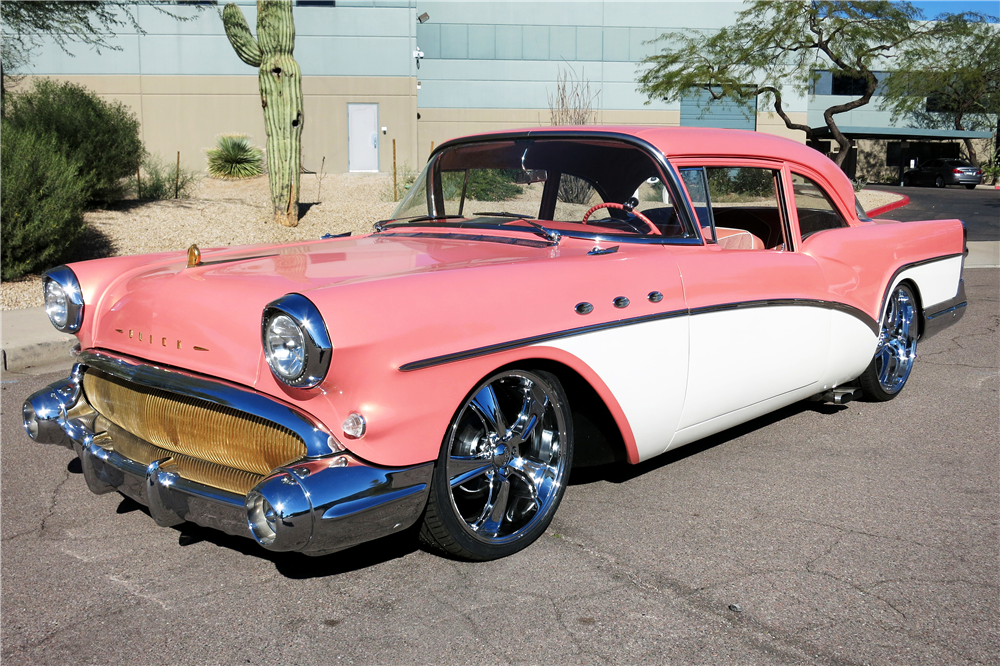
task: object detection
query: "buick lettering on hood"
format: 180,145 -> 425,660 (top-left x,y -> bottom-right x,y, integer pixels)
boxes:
24,127 -> 967,561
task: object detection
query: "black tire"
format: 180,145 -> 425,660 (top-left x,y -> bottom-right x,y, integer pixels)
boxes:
965,184 -> 976,190
858,283 -> 918,402
420,369 -> 573,560
934,175 -> 946,188
902,175 -> 910,187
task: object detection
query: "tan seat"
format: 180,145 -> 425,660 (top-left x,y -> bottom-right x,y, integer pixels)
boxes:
715,227 -> 764,250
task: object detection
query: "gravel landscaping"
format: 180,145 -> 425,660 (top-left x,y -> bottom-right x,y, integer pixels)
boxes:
1,176 -> 903,310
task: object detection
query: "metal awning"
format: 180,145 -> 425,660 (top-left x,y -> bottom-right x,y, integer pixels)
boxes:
810,126 -> 994,141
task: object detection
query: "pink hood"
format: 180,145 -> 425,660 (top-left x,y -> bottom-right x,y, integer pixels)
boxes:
79,232 -> 566,387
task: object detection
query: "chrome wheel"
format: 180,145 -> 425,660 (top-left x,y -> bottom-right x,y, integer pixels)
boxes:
421,369 -> 572,559
859,283 -> 918,401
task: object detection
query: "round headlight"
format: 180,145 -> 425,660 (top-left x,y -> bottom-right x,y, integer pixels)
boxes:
44,280 -> 69,328
42,266 -> 84,333
265,314 -> 307,382
261,294 -> 333,389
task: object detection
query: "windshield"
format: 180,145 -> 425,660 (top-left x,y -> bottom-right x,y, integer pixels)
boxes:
391,138 -> 695,240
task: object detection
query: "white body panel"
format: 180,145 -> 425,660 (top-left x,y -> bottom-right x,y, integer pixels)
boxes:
679,305 -> 830,430
892,256 -> 963,308
539,304 -> 878,463
535,317 -> 689,462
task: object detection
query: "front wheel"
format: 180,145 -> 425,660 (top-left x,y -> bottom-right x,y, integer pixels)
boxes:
858,283 -> 918,401
420,369 -> 573,560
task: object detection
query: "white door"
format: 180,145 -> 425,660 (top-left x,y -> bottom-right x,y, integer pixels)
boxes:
348,103 -> 379,172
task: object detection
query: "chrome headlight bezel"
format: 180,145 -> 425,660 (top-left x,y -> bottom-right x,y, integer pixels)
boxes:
261,294 -> 332,389
42,266 -> 84,333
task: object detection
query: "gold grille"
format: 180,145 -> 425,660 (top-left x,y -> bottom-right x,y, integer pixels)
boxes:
83,369 -> 306,478
95,419 -> 265,495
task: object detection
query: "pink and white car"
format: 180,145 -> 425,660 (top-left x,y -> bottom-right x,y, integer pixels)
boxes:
24,127 -> 967,561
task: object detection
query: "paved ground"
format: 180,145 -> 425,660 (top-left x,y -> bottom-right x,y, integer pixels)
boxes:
869,184 -> 1000,242
2,270 -> 996,666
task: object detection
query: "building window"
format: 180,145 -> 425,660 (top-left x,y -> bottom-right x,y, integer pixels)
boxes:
831,74 -> 869,96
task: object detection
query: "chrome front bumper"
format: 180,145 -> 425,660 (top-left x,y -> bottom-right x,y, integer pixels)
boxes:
23,352 -> 432,557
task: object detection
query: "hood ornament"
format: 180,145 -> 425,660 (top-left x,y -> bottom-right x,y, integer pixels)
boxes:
187,244 -> 202,268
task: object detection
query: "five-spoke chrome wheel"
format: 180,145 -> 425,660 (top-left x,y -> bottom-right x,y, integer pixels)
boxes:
421,369 -> 573,560
859,283 -> 918,401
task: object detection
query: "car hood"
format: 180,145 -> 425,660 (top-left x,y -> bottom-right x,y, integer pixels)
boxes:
84,231 -> 565,386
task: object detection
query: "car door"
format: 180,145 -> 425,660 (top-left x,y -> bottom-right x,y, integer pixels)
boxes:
667,163 -> 835,450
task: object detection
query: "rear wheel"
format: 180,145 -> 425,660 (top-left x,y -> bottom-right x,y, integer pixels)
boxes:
934,175 -> 946,188
858,283 -> 918,401
420,369 -> 573,560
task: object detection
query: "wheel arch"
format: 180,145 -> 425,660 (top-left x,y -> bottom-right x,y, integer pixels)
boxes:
489,356 -> 635,467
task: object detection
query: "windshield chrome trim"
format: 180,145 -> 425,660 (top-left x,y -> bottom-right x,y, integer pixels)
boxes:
381,220 -> 704,246
418,130 -> 705,245
380,231 -> 554,249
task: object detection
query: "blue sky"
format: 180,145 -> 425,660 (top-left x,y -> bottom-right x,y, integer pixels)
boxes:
907,1 -> 1000,21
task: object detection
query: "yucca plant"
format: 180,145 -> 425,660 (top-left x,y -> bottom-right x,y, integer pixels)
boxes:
206,133 -> 264,180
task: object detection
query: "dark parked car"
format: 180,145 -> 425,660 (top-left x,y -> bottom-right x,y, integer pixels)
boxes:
903,158 -> 983,189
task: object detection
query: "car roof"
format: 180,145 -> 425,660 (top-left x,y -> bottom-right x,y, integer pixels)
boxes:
438,125 -> 856,215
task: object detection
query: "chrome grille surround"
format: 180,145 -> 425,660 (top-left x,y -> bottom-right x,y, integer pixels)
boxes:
77,350 -> 341,458
84,370 -> 307,479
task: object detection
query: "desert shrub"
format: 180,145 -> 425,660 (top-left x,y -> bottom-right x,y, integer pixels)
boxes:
441,169 -> 523,202
1,121 -> 91,280
558,174 -> 595,204
465,169 -> 523,201
129,154 -> 199,200
3,79 -> 143,202
206,133 -> 264,180
852,177 -> 868,192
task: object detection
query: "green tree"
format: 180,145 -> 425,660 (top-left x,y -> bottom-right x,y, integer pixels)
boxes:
637,1 -> 959,167
1,2 -> 199,109
881,16 -> 1000,166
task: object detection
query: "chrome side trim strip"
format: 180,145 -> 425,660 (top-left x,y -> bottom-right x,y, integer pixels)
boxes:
77,350 -> 341,458
399,298 -> 877,372
399,308 -> 688,372
688,298 -> 879,335
921,279 -> 968,340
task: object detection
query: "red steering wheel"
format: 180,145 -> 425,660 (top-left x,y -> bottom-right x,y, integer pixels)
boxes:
581,203 -> 659,235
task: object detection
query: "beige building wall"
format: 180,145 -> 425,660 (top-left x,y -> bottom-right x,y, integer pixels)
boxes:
756,112 -> 809,143
415,108 -> 683,165
22,74 -> 419,175
21,76 -> 812,176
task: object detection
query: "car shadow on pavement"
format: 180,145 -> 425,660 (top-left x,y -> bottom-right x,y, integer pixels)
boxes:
570,400 -> 847,486
123,504 -> 426,578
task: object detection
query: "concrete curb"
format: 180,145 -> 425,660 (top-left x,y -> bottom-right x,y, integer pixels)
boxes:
966,241 -> 1000,269
2,308 -> 78,372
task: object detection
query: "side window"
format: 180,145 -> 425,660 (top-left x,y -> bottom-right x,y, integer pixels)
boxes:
791,173 -> 849,240
679,168 -> 715,240
683,166 -> 786,250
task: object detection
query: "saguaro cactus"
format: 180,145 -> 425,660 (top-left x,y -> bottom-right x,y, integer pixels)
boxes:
223,1 -> 302,227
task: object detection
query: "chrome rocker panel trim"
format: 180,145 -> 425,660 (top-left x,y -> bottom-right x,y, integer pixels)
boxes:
23,353 -> 433,557
921,279 -> 967,340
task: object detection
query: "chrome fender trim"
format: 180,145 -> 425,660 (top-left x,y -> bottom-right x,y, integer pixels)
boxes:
922,279 -> 968,340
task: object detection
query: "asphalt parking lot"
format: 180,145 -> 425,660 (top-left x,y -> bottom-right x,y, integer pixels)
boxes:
2,268 -> 996,666
870,184 -> 999,241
